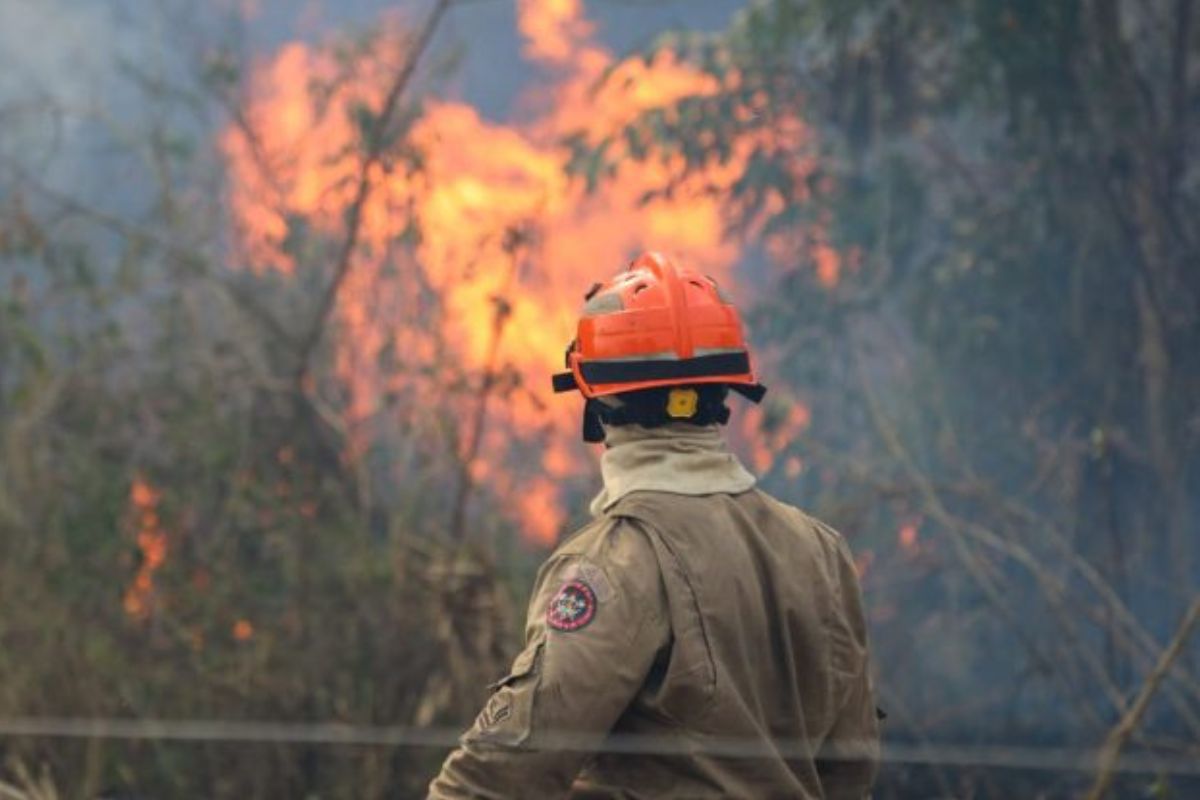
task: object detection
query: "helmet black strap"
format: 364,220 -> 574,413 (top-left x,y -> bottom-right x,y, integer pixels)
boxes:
580,384 -> 760,442
730,382 -> 768,403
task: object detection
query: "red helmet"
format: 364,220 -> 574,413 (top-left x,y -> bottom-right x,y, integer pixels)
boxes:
553,252 -> 765,440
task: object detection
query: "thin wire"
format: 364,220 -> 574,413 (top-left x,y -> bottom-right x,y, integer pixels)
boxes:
0,717 -> 1197,776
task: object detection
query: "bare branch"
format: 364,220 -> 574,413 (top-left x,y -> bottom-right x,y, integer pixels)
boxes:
11,173 -> 294,346
1085,598 -> 1200,800
291,0 -> 454,388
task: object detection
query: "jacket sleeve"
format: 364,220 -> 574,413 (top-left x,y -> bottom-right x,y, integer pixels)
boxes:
816,534 -> 881,799
428,520 -> 669,799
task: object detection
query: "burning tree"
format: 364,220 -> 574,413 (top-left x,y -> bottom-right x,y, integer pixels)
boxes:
219,0 -> 823,545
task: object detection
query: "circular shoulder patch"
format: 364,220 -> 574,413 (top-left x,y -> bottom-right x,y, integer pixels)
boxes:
546,580 -> 597,632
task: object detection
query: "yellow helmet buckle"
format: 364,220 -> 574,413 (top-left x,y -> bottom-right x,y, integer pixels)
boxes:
666,388 -> 699,419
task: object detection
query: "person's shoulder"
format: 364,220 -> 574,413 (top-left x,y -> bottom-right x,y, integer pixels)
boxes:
753,489 -> 850,548
535,512 -> 663,608
549,511 -> 656,567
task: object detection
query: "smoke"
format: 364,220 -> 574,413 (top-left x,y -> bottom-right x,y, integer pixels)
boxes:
0,0 -> 149,193
0,0 -> 746,196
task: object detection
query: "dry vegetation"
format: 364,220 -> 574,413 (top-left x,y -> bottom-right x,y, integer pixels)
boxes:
0,1 -> 1197,797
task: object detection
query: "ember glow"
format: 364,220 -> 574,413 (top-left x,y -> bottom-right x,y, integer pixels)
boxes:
232,618 -> 255,641
898,518 -> 922,555
222,1 -> 823,544
741,396 -> 812,475
124,476 -> 167,620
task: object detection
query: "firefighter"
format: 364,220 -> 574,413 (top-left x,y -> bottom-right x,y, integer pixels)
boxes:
428,252 -> 879,798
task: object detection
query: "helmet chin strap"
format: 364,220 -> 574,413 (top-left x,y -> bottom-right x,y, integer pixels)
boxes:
581,399 -> 605,442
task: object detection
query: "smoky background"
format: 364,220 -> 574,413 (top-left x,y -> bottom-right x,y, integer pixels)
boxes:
0,0 -> 1197,798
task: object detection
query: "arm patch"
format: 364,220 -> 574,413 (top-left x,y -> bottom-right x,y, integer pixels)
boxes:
546,580 -> 597,631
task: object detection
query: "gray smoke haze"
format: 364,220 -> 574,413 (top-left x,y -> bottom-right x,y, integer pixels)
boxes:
0,0 -> 152,194
0,0 -> 745,188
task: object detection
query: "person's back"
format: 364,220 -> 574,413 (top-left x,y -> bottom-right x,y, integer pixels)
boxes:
428,253 -> 879,798
579,486 -> 877,797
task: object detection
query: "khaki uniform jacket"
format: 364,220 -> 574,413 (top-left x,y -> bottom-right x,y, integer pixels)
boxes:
428,487 -> 879,799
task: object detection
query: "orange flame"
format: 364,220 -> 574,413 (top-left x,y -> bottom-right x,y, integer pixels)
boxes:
740,395 -> 812,475
124,475 -> 168,620
898,517 -> 922,555
223,1 -> 825,544
517,0 -> 597,67
232,619 -> 255,641
854,549 -> 875,579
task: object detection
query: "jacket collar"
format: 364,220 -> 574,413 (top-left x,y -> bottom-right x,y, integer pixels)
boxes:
589,423 -> 757,516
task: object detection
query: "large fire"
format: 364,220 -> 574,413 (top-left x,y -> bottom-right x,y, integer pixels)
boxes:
222,0 -> 821,545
